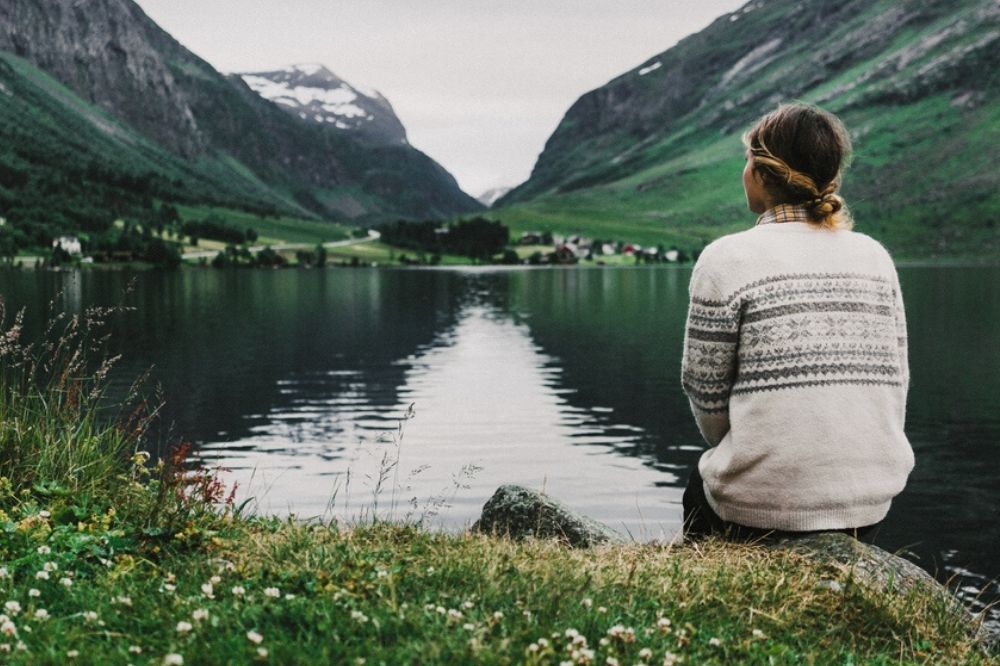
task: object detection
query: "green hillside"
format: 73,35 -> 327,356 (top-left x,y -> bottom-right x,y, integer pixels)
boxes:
493,0 -> 1000,261
0,51 -> 332,252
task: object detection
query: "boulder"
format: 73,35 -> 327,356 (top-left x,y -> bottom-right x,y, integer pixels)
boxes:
772,533 -> 996,652
471,484 -> 625,547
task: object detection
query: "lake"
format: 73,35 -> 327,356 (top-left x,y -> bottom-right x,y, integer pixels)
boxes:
2,265 -> 998,624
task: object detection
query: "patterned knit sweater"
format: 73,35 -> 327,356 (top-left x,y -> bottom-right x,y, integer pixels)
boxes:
681,204 -> 914,531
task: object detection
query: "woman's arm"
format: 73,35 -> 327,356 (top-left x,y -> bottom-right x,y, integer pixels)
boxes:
891,267 -> 909,427
681,260 -> 740,447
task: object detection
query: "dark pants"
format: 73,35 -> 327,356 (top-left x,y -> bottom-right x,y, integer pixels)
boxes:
682,467 -> 881,543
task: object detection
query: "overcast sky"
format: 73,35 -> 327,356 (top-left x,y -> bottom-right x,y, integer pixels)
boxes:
135,0 -> 745,197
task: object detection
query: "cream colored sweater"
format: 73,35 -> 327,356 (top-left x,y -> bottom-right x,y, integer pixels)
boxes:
681,204 -> 914,531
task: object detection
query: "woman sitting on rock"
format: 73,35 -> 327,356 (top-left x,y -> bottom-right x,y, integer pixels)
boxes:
680,102 -> 913,541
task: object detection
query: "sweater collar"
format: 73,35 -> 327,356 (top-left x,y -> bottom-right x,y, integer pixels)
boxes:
756,203 -> 811,226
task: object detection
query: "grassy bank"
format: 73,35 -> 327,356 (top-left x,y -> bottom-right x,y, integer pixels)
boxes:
0,306 -> 994,665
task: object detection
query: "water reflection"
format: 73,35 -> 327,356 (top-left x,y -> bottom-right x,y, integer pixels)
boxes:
203,297 -> 681,540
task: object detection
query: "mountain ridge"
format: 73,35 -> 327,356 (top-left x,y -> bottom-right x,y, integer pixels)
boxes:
494,0 -> 998,258
0,0 -> 481,246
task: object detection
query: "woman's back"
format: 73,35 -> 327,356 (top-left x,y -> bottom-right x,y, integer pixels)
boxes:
681,203 -> 913,531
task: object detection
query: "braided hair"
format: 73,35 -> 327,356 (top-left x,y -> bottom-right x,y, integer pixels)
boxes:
743,103 -> 854,230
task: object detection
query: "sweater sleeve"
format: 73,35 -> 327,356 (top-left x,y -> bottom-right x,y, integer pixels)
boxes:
681,257 -> 740,447
890,267 -> 910,427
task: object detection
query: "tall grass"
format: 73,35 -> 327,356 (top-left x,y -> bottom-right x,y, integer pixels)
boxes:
0,298 -> 147,501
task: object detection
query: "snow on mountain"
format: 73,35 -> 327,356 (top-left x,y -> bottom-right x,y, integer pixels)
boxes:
476,186 -> 513,207
238,64 -> 408,145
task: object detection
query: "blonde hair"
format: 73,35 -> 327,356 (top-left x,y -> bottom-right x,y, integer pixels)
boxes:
743,103 -> 854,230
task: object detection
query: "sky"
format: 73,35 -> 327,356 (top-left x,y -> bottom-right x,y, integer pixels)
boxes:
135,0 -> 746,197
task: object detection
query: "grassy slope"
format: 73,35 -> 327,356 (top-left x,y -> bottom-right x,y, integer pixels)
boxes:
489,2 -> 1000,262
173,204 -> 351,245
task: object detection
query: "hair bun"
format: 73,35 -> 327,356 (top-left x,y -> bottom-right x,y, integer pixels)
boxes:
807,191 -> 844,219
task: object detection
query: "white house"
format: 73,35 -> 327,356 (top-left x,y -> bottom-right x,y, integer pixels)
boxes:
53,236 -> 82,255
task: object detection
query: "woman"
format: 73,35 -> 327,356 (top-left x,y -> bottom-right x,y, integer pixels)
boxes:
680,102 -> 913,541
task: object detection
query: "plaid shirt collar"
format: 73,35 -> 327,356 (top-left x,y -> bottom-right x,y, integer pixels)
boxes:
756,203 -> 811,226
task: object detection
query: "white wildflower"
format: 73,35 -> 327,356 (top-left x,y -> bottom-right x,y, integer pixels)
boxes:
33,609 -> 48,621
192,609 -> 209,621
60,578 -> 73,588
175,621 -> 193,634
263,587 -> 280,599
200,583 -> 214,599
129,645 -> 142,654
231,586 -> 245,597
164,654 -> 184,665
82,611 -> 98,623
257,647 -> 269,659
36,545 -> 51,555
43,562 -> 57,572
28,589 -> 40,598
3,602 -> 20,615
246,630 -> 263,644
35,570 -> 49,581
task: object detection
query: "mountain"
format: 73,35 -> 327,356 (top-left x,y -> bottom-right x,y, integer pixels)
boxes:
495,0 -> 1000,259
239,64 -> 407,145
476,186 -> 513,208
0,0 -> 480,248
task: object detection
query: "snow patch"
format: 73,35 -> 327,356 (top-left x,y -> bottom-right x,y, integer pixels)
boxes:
638,61 -> 662,76
351,83 -> 380,98
719,37 -> 782,87
292,63 -> 324,76
242,75 -> 368,119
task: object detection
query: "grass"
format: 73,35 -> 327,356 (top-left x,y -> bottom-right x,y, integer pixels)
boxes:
173,205 -> 352,245
0,302 -> 995,664
325,241 -> 471,266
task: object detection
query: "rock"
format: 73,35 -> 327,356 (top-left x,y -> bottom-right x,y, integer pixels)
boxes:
771,532 -> 996,652
471,484 -> 626,547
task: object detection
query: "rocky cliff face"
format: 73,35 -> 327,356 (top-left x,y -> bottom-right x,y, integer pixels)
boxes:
500,0 -> 1000,205
0,0 -> 205,157
0,0 -> 480,221
239,64 -> 408,145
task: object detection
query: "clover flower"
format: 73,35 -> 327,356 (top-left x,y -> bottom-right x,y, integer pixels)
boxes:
176,621 -> 193,634
192,609 -> 209,621
36,545 -> 51,555
28,589 -> 40,598
246,630 -> 263,644
264,587 -> 280,599
60,578 -> 73,588
231,586 -> 246,597
33,609 -> 48,621
3,602 -> 20,615
164,654 -> 184,665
